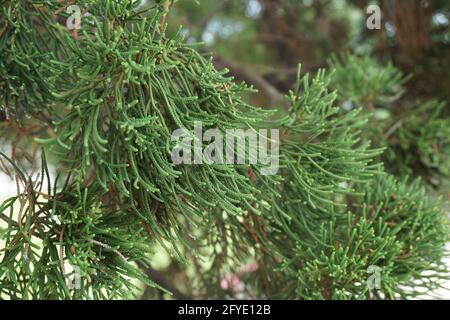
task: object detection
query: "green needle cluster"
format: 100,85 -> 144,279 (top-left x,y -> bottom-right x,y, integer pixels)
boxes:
0,1 -> 448,300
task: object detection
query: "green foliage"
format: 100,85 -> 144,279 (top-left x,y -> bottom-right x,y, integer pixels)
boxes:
330,53 -> 450,186
384,100 -> 450,186
0,151 -> 162,299
0,1 -> 448,300
330,53 -> 411,108
269,68 -> 381,245
277,175 -> 449,300
0,0 -> 64,122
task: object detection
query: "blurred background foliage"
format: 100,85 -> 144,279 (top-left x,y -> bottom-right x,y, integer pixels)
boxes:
160,0 -> 450,104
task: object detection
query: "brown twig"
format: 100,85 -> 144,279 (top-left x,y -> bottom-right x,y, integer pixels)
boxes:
212,53 -> 289,108
159,1 -> 171,33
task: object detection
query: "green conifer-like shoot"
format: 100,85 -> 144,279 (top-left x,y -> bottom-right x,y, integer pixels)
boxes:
0,1 -> 448,300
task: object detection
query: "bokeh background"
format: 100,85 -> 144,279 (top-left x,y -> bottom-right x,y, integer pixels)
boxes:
162,0 -> 450,106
